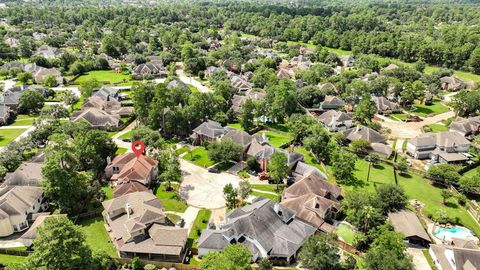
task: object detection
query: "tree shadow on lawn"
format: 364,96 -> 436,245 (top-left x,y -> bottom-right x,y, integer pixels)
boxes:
399,172 -> 412,179
444,201 -> 459,209
412,106 -> 434,116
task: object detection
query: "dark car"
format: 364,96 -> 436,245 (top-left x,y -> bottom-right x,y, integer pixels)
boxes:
208,167 -> 220,173
247,170 -> 258,176
175,218 -> 185,228
122,138 -> 131,142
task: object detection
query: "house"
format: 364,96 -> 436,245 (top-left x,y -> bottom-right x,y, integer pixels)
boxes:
281,173 -> 342,233
318,82 -> 338,94
2,162 -> 43,187
81,96 -> 133,117
102,191 -> 188,261
20,214 -> 63,247
230,89 -> 266,115
372,96 -> 400,114
429,244 -> 480,270
33,68 -> 63,85
319,96 -> 346,110
5,37 -> 18,47
190,120 -> 226,145
449,116 -> 480,137
343,125 -> 387,144
105,152 -> 158,187
222,129 -> 253,159
166,79 -> 188,90
291,161 -> 327,180
369,143 -> 393,158
231,75 -> 253,92
406,132 -> 471,163
383,63 -> 399,72
132,63 -> 166,79
440,76 -> 466,92
205,66 -> 227,78
0,90 -> 21,109
197,197 -> 316,263
0,186 -> 45,237
0,104 -> 10,125
316,110 -> 353,132
71,108 -> 120,130
93,87 -> 120,101
340,55 -> 355,67
276,68 -> 294,80
113,181 -> 148,198
10,85 -> 49,97
35,45 -> 60,59
388,210 -> 431,247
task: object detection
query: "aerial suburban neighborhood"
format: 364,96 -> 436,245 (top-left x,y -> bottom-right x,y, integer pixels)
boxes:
0,0 -> 480,270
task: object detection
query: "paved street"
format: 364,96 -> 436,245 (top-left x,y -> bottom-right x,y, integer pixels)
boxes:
179,159 -> 241,209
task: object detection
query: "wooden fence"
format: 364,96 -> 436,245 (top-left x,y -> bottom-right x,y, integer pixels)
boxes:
336,239 -> 365,257
115,258 -> 200,270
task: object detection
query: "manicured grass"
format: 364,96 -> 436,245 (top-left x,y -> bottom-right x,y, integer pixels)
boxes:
336,224 -> 358,245
422,249 -> 439,270
115,147 -> 127,155
0,128 -> 27,146
252,191 -> 279,201
167,213 -> 182,224
78,216 -> 117,257
9,114 -> 37,126
155,183 -> 188,213
187,84 -> 200,93
424,123 -> 449,133
296,147 -> 326,173
214,161 -> 235,171
0,254 -> 27,265
189,209 -> 212,248
464,167 -> 480,177
175,146 -> 190,156
101,185 -> 113,200
227,122 -> 243,131
258,130 -> 292,148
267,123 -> 290,133
72,96 -> 85,111
118,130 -> 132,140
183,147 -> 215,168
72,70 -> 131,85
336,159 -> 480,236
251,184 -> 284,194
387,113 -> 408,121
411,102 -> 449,117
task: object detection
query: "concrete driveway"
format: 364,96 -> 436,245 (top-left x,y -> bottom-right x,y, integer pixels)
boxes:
179,159 -> 241,209
406,247 -> 430,270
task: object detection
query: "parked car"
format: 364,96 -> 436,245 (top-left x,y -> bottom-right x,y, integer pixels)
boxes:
247,169 -> 258,176
175,218 -> 185,228
208,167 -> 220,173
122,138 -> 131,142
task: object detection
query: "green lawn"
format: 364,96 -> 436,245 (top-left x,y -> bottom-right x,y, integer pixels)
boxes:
183,147 -> 215,168
336,159 -> 480,236
464,167 -> 480,177
118,130 -> 132,140
78,216 -> 117,257
422,249 -> 439,270
424,123 -> 449,133
296,147 -> 326,173
115,147 -> 127,155
101,185 -> 113,200
411,102 -> 449,117
175,146 -> 190,156
336,223 -> 358,245
72,70 -> 131,85
227,122 -> 243,131
9,114 -> 37,126
0,254 -> 27,265
0,128 -> 27,146
258,130 -> 292,148
188,209 -> 212,248
155,183 -> 188,213
252,191 -> 279,201
251,184 -> 284,194
166,213 -> 182,224
72,96 -> 85,111
387,113 -> 409,121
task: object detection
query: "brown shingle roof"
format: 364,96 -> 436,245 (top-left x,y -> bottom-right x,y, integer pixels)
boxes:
388,210 -> 431,243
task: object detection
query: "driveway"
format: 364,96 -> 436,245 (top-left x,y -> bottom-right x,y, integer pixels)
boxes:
406,247 -> 430,270
175,63 -> 211,93
179,159 -> 241,209
379,111 -> 455,139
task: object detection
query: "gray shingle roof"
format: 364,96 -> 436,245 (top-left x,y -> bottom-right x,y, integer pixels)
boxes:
343,125 -> 386,144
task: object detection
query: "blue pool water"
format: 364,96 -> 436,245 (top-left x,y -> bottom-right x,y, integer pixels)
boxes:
434,227 -> 475,241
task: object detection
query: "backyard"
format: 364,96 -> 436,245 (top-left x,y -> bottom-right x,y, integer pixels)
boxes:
333,159 -> 480,236
71,70 -> 132,85
336,223 -> 358,245
155,183 -> 188,213
257,130 -> 292,148
78,216 -> 117,257
0,128 -> 27,146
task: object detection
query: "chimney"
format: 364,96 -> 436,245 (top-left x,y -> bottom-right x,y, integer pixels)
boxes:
262,132 -> 268,143
106,156 -> 111,165
289,144 -> 294,153
125,203 -> 132,219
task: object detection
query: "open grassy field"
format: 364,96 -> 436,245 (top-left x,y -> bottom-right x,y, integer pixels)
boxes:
183,147 -> 215,168
411,102 -> 450,117
155,183 -> 188,213
188,209 -> 212,248
78,216 -> 117,257
0,254 -> 27,265
0,128 -> 27,146
336,159 -> 480,236
72,70 -> 131,85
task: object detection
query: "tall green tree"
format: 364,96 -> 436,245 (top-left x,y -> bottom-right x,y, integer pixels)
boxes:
365,230 -> 413,270
201,244 -> 251,270
240,99 -> 255,133
79,78 -> 101,98
354,96 -> 376,125
269,152 -> 289,192
299,234 -> 340,270
207,139 -> 243,164
18,90 -> 45,114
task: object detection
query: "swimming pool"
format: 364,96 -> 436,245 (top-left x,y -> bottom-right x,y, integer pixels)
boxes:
434,226 -> 476,241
